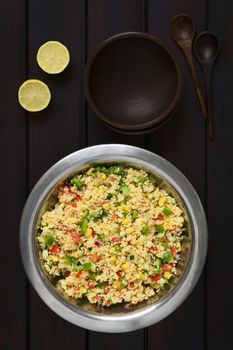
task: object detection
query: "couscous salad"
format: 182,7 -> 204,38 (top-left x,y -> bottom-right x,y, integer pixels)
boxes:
37,164 -> 184,307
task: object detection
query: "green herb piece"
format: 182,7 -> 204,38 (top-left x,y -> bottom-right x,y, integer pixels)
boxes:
115,244 -> 121,252
155,258 -> 162,269
141,225 -> 150,235
109,165 -> 124,175
71,177 -> 83,190
114,202 -> 120,207
135,177 -> 145,183
107,193 -> 113,200
131,211 -> 139,220
97,233 -> 105,241
119,185 -> 129,195
99,209 -> 108,218
83,209 -> 89,217
80,218 -> 89,233
121,279 -> 128,286
97,283 -> 106,289
156,225 -> 164,233
64,256 -> 78,265
130,255 -> 135,260
73,265 -> 83,272
163,251 -> 172,263
162,207 -> 172,216
89,273 -> 96,280
82,262 -> 92,270
148,175 -> 156,184
44,235 -> 55,246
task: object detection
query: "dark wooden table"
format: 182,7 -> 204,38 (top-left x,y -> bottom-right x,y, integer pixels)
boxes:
1,0 -> 232,349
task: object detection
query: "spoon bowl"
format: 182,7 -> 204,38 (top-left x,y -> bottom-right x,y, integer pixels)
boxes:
170,14 -> 207,119
194,31 -> 220,63
170,14 -> 195,44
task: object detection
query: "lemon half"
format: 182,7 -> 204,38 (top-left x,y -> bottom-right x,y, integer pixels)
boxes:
37,41 -> 70,74
18,79 -> 51,112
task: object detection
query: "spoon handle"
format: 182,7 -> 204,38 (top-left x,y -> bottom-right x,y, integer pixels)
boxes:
203,67 -> 214,140
182,47 -> 208,119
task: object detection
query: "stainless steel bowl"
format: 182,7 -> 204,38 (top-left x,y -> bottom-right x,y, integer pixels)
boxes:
20,144 -> 207,332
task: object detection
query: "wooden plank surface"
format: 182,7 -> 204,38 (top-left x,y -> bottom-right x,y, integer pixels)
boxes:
206,1 -> 233,348
0,1 -> 27,349
1,1 -> 233,349
146,1 -> 206,349
27,0 -> 86,349
87,0 -> 145,348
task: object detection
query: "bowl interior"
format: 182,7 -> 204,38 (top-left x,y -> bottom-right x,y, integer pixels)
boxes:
34,161 -> 192,316
86,34 -> 181,130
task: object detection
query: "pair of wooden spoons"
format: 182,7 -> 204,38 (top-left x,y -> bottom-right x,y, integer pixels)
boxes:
170,14 -> 220,140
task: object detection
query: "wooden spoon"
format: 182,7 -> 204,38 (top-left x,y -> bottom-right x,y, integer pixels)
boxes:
170,14 -> 207,119
194,31 -> 220,140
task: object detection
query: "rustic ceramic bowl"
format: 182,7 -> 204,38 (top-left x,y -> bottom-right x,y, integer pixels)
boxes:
85,32 -> 182,132
20,144 -> 207,332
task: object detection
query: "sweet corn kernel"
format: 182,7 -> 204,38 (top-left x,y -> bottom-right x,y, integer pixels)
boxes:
110,247 -> 115,254
121,205 -> 129,212
140,274 -> 145,280
85,228 -> 93,237
133,273 -> 141,279
101,174 -> 107,180
50,255 -> 58,262
125,226 -> 134,234
158,197 -> 166,207
87,167 -> 94,175
163,220 -> 170,230
163,271 -> 172,279
98,186 -> 104,194
110,256 -> 117,263
103,203 -> 111,210
113,280 -> 121,287
122,218 -> 129,225
121,263 -> 128,271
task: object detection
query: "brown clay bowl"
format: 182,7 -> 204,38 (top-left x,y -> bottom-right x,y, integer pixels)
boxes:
85,32 -> 182,131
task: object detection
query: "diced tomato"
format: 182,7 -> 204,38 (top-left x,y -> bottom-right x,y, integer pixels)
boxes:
92,230 -> 97,237
87,280 -> 96,288
170,262 -> 175,267
116,271 -> 122,277
70,201 -> 77,208
76,271 -> 83,279
112,237 -> 121,243
171,246 -> 177,256
95,240 -> 101,247
104,287 -> 110,294
127,240 -> 132,245
95,295 -> 100,302
105,300 -> 111,307
157,214 -> 164,221
111,213 -> 118,221
150,246 -> 158,252
76,194 -> 82,201
129,282 -> 135,288
171,226 -> 179,232
151,274 -> 162,282
70,231 -> 81,243
88,253 -> 101,262
162,264 -> 171,272
50,244 -> 61,255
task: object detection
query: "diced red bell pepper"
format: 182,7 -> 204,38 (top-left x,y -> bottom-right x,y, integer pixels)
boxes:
76,271 -> 83,279
50,244 -> 61,255
112,237 -> 121,243
151,274 -> 162,282
157,214 -> 164,221
162,264 -> 170,272
70,231 -> 81,243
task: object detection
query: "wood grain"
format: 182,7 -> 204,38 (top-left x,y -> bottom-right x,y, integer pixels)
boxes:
206,1 -> 233,348
87,0 -> 146,348
0,1 -> 27,349
27,0 -> 86,349
146,1 -> 206,349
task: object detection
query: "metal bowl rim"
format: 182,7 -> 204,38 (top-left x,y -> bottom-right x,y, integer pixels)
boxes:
19,144 -> 207,333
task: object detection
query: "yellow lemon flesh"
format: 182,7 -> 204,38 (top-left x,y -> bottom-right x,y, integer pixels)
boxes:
18,79 -> 51,112
37,41 -> 70,74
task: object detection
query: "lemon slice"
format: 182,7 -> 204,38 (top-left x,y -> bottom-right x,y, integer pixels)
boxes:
18,79 -> 51,112
37,41 -> 70,74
